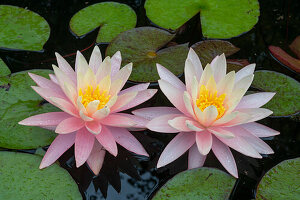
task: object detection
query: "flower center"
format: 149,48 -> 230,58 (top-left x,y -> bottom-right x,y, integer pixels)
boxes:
78,85 -> 110,110
196,85 -> 226,119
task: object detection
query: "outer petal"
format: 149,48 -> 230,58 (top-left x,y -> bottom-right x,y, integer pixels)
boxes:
96,125 -> 118,156
101,113 -> 136,128
75,128 -> 95,167
49,97 -> 78,117
108,127 -> 148,156
55,117 -> 85,134
132,107 -> 181,121
89,46 -> 102,73
157,132 -> 196,168
87,141 -> 106,175
147,114 -> 183,133
195,130 -> 212,155
188,143 -> 206,169
117,113 -> 148,129
208,127 -> 235,139
187,48 -> 203,80
235,64 -> 255,83
111,51 -> 122,77
19,112 -> 71,126
28,73 -> 62,93
40,132 -> 76,169
168,116 -> 193,132
240,122 -> 280,137
110,91 -> 137,112
55,52 -> 76,83
32,86 -> 67,101
157,63 -> 185,91
236,108 -> 273,123
235,92 -> 275,109
110,63 -> 132,87
118,83 -> 150,96
212,136 -> 238,178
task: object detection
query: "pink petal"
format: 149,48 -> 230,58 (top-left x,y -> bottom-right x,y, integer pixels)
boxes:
31,86 -> 67,101
157,64 -> 185,91
218,112 -> 250,127
185,59 -> 197,94
212,136 -> 238,178
110,92 -> 137,112
111,51 -> 122,77
52,65 -> 76,91
235,92 -> 275,109
108,126 -> 148,156
55,117 -> 85,134
235,64 -> 255,83
49,97 -> 79,117
168,116 -> 193,132
186,120 -> 204,131
85,121 -> 102,135
208,127 -> 235,139
116,113 -> 148,129
146,114 -> 184,133
87,141 -> 106,175
211,54 -> 226,83
157,132 -> 196,168
158,79 -> 191,116
89,46 -> 102,73
40,132 -> 76,169
240,122 -> 280,137
201,105 -> 218,127
236,108 -> 273,122
75,128 -> 95,167
132,107 -> 181,121
49,74 -> 59,84
55,52 -> 76,83
188,143 -> 206,169
110,63 -> 131,87
19,112 -> 71,126
187,48 -> 203,80
195,130 -> 212,155
101,113 -> 136,128
96,125 -> 118,156
118,83 -> 150,96
28,73 -> 62,92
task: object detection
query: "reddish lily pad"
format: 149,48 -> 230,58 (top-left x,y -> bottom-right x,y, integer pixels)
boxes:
152,167 -> 236,200
106,27 -> 189,82
70,2 -> 136,43
252,70 -> 300,116
256,158 -> 300,200
289,36 -> 300,58
145,0 -> 260,39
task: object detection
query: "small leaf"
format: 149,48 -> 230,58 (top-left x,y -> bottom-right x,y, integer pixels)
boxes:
0,5 -> 50,51
106,27 -> 189,82
70,2 -> 136,43
0,151 -> 82,199
256,158 -> 300,200
144,0 -> 260,38
152,167 -> 236,200
252,70 -> 300,116
0,59 -> 11,77
289,35 -> 300,59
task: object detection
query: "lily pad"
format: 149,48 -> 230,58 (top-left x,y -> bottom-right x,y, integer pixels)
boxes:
289,35 -> 300,59
144,0 -> 259,38
106,27 -> 189,82
0,59 -> 11,77
152,167 -> 236,200
0,151 -> 82,199
70,2 -> 136,43
0,5 -> 50,51
256,157 -> 300,200
0,70 -> 59,149
252,70 -> 300,116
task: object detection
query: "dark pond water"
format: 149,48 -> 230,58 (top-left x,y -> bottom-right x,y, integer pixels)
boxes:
0,0 -> 299,199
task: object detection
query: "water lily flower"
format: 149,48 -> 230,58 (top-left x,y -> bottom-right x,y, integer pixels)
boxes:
133,48 -> 279,178
19,46 -> 157,175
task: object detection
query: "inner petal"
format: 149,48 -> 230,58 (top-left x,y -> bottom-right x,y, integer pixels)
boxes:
79,85 -> 110,110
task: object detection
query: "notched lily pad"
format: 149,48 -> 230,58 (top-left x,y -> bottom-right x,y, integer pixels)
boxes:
145,0 -> 260,38
0,5 -> 50,51
0,59 -> 11,77
252,70 -> 300,116
0,151 -> 82,199
256,157 -> 300,200
0,69 -> 59,149
70,2 -> 137,43
106,27 -> 189,82
152,167 -> 236,200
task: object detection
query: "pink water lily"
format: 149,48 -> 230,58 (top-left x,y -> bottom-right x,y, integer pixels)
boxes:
19,46 -> 157,175
133,48 -> 279,178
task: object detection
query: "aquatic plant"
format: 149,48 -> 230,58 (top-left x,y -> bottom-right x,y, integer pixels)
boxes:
19,46 -> 157,175
134,49 -> 279,177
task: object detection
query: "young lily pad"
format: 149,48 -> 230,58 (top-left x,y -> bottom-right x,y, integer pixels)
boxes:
252,70 -> 300,116
0,59 -> 11,77
106,27 -> 189,82
0,151 -> 82,199
70,2 -> 136,43
152,167 -> 236,200
144,0 -> 259,38
256,158 -> 300,200
0,70 -> 59,149
0,5 -> 50,51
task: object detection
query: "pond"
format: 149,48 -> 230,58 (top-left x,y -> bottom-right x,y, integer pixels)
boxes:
0,0 -> 299,200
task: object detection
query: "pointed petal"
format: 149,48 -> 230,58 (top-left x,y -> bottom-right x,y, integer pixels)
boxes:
218,112 -> 251,127
117,113 -> 148,129
237,108 -> 273,122
31,86 -> 66,101
147,114 -> 183,133
87,141 -> 106,175
168,116 -> 193,132
235,64 -> 255,83
195,130 -> 212,155
75,51 -> 89,73
132,107 -> 181,121
89,46 -> 102,73
28,73 -> 62,92
235,92 -> 275,109
202,105 -> 218,127
86,100 -> 100,115
187,48 -> 203,80
86,121 -> 102,135
101,113 -> 136,128
216,71 -> 235,95
110,91 -> 137,112
233,74 -> 254,92
75,128 -> 95,167
49,74 -> 58,84
92,106 -> 110,120
208,127 -> 235,139
240,122 -> 279,137
55,52 -> 76,83
185,59 -> 197,93
111,51 -> 122,77
186,120 -> 204,131
55,117 -> 85,134
96,56 -> 111,83
49,97 -> 78,117
199,64 -> 213,86
118,83 -> 150,96
183,91 -> 196,117
110,63 -> 132,87
19,112 -> 71,126
109,79 -> 123,96
98,75 -> 111,94
213,112 -> 238,126
211,54 -> 226,83
157,63 -> 185,91
188,143 -> 206,169
96,125 -> 118,156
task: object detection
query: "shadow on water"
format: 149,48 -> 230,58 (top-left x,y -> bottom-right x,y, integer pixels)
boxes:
0,0 -> 299,199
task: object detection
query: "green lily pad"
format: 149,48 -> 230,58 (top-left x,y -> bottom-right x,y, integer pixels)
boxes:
144,0 -> 259,38
0,69 -> 59,149
152,167 -> 236,200
0,59 -> 11,77
0,5 -> 50,51
70,2 -> 136,43
256,158 -> 300,200
106,27 -> 189,82
252,70 -> 300,116
0,151 -> 82,199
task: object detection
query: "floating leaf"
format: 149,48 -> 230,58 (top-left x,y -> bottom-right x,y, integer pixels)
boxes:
0,70 -> 59,149
152,167 -> 236,200
256,158 -> 300,200
106,27 -> 189,82
144,0 -> 259,38
289,35 -> 300,59
0,59 -> 11,77
269,45 -> 300,73
0,5 -> 50,51
0,151 -> 82,199
252,70 -> 300,116
70,2 -> 136,43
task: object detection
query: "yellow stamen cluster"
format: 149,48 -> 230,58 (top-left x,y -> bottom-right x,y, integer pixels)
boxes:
196,85 -> 226,119
78,85 -> 110,110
